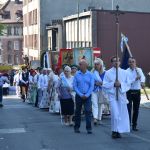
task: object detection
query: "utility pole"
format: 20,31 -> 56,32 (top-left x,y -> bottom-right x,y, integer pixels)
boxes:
112,0 -> 114,10
77,0 -> 79,48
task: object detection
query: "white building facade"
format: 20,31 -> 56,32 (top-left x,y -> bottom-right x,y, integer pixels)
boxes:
63,10 -> 98,49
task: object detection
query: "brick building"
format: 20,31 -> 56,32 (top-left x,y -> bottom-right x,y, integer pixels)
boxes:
0,0 -> 23,65
63,9 -> 150,75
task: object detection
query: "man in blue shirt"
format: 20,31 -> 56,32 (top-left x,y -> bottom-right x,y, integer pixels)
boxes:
73,59 -> 94,134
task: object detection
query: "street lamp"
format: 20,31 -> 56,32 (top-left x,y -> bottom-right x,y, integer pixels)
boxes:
112,0 -> 114,10
77,0 -> 80,48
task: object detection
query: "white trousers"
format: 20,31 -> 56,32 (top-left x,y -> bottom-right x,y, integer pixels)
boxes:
15,85 -> 20,96
92,91 -> 109,120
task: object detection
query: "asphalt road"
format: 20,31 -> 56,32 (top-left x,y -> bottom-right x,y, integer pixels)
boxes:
0,95 -> 150,150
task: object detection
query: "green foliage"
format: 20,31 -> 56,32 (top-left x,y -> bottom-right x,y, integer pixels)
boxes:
0,24 -> 5,35
0,65 -> 13,71
141,88 -> 150,94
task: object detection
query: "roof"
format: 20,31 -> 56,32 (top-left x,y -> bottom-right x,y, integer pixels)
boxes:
63,8 -> 150,22
0,0 -> 23,24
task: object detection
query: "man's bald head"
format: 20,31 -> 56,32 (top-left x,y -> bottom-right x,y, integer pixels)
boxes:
79,59 -> 88,66
79,59 -> 88,72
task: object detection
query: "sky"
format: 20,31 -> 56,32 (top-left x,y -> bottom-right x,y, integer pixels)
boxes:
0,0 -> 22,4
0,0 -> 150,12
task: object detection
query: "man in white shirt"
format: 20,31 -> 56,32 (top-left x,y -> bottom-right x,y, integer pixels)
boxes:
13,70 -> 20,97
126,57 -> 145,131
103,56 -> 130,139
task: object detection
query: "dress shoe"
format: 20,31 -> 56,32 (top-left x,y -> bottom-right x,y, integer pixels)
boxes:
112,131 -> 118,139
97,120 -> 102,125
93,119 -> 98,125
64,122 -> 69,126
0,103 -> 3,107
69,121 -> 74,126
74,129 -> 80,133
87,130 -> 92,134
116,132 -> 122,138
132,126 -> 139,131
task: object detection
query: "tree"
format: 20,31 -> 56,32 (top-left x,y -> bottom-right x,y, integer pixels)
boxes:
0,24 -> 5,35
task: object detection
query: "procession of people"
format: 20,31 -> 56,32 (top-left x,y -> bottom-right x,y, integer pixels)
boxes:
0,55 -> 146,139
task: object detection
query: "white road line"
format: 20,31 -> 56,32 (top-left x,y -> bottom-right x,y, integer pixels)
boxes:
0,128 -> 26,134
3,104 -> 29,109
129,133 -> 150,143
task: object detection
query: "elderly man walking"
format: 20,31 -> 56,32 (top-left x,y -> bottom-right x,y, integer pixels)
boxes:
73,59 -> 94,134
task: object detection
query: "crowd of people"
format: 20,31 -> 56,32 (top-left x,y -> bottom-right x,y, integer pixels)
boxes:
0,56 -> 146,139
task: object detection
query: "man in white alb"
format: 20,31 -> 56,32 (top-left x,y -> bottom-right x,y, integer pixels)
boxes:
103,56 -> 130,139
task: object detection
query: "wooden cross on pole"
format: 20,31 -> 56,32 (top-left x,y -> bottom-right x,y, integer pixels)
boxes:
111,5 -> 124,100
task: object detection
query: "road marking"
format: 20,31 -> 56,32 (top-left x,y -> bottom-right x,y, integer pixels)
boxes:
0,128 -> 26,134
129,133 -> 150,143
3,104 -> 29,109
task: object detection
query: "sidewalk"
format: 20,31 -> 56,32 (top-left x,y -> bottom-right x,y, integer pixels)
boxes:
140,94 -> 150,108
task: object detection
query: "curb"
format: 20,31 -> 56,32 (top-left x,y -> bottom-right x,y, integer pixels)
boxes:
140,103 -> 150,109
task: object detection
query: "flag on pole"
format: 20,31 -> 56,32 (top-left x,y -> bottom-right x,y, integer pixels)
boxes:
120,33 -> 128,52
120,33 -> 130,69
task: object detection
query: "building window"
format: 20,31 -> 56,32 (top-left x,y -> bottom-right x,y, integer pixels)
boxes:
14,55 -> 19,65
33,9 -> 37,25
23,0 -> 28,6
7,26 -> 12,35
82,42 -> 85,48
8,55 -> 12,64
8,41 -> 13,51
86,42 -> 90,47
48,36 -> 52,50
14,41 -> 19,50
3,11 -> 10,19
14,26 -> 19,35
23,14 -> 27,27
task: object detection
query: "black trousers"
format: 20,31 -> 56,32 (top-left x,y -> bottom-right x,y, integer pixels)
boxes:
127,90 -> 141,127
35,89 -> 39,107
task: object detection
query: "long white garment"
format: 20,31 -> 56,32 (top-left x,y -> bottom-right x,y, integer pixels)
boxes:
39,75 -> 49,108
49,74 -> 60,113
37,74 -> 43,106
103,67 -> 130,133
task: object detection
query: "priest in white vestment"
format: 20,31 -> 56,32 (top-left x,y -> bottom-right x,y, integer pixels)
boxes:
103,56 -> 130,139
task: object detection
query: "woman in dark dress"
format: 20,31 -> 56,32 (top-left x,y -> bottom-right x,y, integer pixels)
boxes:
58,66 -> 74,126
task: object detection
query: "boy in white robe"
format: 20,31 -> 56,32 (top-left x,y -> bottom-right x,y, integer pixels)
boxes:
103,56 -> 130,139
39,68 -> 49,108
